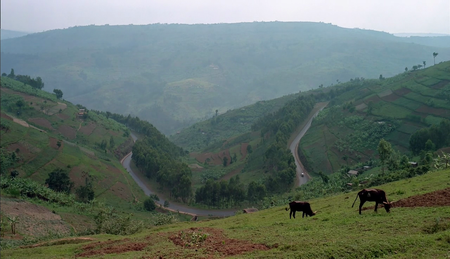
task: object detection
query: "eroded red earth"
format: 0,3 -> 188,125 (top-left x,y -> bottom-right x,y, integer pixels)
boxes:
77,227 -> 270,258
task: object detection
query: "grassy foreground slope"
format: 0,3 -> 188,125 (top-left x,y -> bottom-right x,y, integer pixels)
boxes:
3,168 -> 449,258
300,61 -> 450,174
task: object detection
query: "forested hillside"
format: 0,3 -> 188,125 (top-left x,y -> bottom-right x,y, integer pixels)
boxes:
2,22 -> 449,134
299,61 -> 450,175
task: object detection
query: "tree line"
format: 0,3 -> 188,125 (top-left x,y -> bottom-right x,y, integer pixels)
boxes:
409,119 -> 450,155
2,68 -> 44,90
194,176 -> 246,207
132,138 -> 192,202
254,95 -> 316,193
99,111 -> 193,202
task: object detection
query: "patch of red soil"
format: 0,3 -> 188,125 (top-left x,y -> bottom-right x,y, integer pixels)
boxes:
394,88 -> 411,96
28,118 -> 54,130
58,125 -> 77,139
392,188 -> 450,208
382,93 -> 401,102
220,165 -> 244,181
1,199 -> 71,238
365,95 -> 382,104
56,113 -> 70,120
1,112 -> 13,121
430,80 -> 449,90
68,166 -> 86,188
416,105 -> 450,118
168,227 -> 270,257
7,143 -> 34,162
240,143 -> 249,161
77,239 -> 148,257
110,181 -> 132,201
48,137 -> 60,150
79,122 -> 97,136
193,150 -> 231,166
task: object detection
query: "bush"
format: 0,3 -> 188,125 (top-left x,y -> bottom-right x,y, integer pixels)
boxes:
94,208 -> 143,235
143,198 -> 156,211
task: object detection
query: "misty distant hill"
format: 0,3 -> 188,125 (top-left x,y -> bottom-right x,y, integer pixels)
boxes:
1,29 -> 31,40
2,22 -> 450,134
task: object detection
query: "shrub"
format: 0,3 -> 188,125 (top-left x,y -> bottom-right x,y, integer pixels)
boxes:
143,198 -> 156,211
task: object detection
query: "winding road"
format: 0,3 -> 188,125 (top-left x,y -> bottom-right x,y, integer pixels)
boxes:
122,103 -> 326,216
121,134 -> 237,217
289,102 -> 328,187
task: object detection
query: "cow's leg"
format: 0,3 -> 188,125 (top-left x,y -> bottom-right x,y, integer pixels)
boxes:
374,202 -> 378,212
302,211 -> 305,218
359,200 -> 366,215
290,209 -> 293,219
293,211 -> 296,219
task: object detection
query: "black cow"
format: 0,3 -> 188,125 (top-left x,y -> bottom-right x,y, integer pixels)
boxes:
286,201 -> 316,219
352,188 -> 391,215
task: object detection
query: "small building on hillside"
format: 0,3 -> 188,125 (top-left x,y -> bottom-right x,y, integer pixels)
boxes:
77,109 -> 85,117
409,162 -> 418,167
347,170 -> 359,176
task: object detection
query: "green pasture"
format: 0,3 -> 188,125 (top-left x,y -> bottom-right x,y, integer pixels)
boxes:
3,168 -> 449,259
425,115 -> 444,125
396,123 -> 421,135
392,96 -> 422,110
372,102 -> 412,119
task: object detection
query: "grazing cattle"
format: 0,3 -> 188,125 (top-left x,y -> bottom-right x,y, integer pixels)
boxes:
286,201 -> 316,219
352,188 -> 391,215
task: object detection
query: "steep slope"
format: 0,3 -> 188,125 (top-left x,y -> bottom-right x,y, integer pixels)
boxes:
0,76 -> 146,208
299,61 -> 450,174
2,22 -> 450,134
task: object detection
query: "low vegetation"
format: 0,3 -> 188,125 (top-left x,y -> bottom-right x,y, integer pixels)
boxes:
2,167 -> 449,258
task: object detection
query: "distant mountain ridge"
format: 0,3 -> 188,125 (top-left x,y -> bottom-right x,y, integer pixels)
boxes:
1,29 -> 31,40
2,22 -> 450,134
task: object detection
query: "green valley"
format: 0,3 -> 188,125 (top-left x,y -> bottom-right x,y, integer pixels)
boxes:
2,22 -> 450,134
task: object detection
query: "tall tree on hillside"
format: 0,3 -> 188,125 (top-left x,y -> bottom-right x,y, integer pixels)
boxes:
45,168 -> 74,194
8,69 -> 15,79
423,61 -> 426,68
378,139 -> 393,175
433,52 -> 438,65
53,89 -> 63,99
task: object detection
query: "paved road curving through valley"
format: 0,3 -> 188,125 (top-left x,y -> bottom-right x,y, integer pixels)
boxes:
289,102 -> 328,187
123,102 -> 326,216
121,133 -> 237,217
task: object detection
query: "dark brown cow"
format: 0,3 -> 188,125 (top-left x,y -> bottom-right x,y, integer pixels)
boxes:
352,188 -> 391,215
286,201 -> 316,219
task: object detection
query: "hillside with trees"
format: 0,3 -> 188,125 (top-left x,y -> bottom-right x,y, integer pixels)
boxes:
2,22 -> 450,134
0,76 -> 191,247
298,61 -> 450,175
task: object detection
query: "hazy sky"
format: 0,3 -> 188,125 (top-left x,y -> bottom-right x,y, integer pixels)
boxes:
2,0 -> 449,34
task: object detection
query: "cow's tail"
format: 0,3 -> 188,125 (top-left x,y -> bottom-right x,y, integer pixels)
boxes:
351,192 -> 359,208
